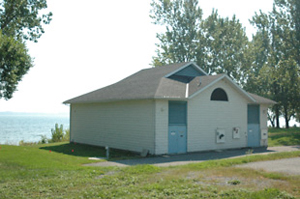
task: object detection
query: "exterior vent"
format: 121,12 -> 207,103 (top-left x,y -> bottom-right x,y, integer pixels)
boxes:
232,127 -> 240,139
216,128 -> 225,143
261,129 -> 268,140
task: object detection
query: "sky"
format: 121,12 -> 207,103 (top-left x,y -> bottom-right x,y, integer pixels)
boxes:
0,0 -> 274,114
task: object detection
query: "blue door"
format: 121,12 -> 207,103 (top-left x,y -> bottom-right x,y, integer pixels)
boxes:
168,101 -> 187,154
169,126 -> 187,154
247,105 -> 260,147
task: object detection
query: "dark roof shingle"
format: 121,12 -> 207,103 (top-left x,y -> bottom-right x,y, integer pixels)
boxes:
64,62 -> 190,104
64,62 -> 276,105
248,93 -> 277,105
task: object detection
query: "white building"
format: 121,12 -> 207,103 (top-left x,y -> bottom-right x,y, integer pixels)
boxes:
64,62 -> 275,155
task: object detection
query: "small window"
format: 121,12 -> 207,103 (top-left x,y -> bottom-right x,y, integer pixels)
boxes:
211,88 -> 228,101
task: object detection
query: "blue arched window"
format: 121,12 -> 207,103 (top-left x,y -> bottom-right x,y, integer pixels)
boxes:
211,88 -> 228,101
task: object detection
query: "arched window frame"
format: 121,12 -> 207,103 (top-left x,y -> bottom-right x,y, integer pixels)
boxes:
210,88 -> 228,101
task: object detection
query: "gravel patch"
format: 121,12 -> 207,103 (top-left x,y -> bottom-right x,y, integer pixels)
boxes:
236,157 -> 300,175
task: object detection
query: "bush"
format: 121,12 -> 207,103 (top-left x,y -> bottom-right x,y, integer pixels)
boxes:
63,128 -> 70,141
51,123 -> 64,142
50,123 -> 70,143
40,135 -> 48,144
19,124 -> 70,145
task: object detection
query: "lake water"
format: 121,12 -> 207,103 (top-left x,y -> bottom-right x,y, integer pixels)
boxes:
0,112 -> 69,145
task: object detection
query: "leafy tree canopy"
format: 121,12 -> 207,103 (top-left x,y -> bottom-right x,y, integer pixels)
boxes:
199,9 -> 249,83
150,0 -> 249,83
150,0 -> 300,128
0,0 -> 52,100
0,32 -> 31,99
247,0 -> 300,128
0,0 -> 52,42
150,0 -> 202,66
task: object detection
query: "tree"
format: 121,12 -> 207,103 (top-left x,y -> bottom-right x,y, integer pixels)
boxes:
150,0 -> 202,66
274,0 -> 300,66
199,10 -> 249,83
247,8 -> 283,128
277,59 -> 300,128
0,32 -> 31,99
0,0 -> 52,42
150,1 -> 250,85
0,0 -> 52,100
247,0 -> 300,128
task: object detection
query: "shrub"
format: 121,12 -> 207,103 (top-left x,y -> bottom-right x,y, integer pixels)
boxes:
51,123 -> 64,142
49,123 -> 70,143
63,129 -> 70,141
39,135 -> 48,144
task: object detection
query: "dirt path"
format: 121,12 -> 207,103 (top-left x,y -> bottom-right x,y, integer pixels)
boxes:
235,157 -> 300,175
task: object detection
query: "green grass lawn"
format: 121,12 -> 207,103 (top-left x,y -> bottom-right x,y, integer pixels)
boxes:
1,142 -> 300,198
268,127 -> 300,147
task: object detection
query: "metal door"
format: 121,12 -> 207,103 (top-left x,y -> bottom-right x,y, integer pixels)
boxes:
168,126 -> 187,154
168,101 -> 187,154
247,105 -> 260,147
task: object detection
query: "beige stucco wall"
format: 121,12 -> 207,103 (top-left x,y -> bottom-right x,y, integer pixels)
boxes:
70,100 -> 156,154
187,79 -> 249,152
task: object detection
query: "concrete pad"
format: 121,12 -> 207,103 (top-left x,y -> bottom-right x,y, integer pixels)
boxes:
84,145 -> 300,167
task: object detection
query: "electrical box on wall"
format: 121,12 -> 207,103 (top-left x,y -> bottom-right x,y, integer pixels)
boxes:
216,129 -> 225,143
261,129 -> 268,139
232,127 -> 240,139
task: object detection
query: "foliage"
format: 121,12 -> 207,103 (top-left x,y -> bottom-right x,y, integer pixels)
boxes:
246,0 -> 300,128
227,179 -> 241,185
150,0 -> 202,66
150,0 -> 250,84
50,123 -> 64,142
20,124 -> 70,145
0,32 -> 32,99
63,128 -> 70,141
40,135 -> 48,144
0,0 -> 52,42
0,0 -> 52,100
268,127 -> 300,146
50,123 -> 69,143
199,10 -> 249,83
150,0 -> 300,129
0,143 -> 299,198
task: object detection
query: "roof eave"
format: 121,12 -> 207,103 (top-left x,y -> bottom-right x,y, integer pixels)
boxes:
247,93 -> 277,105
154,96 -> 187,101
63,97 -> 162,105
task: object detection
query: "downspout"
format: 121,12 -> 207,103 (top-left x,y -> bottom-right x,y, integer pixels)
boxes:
69,104 -> 72,142
153,99 -> 156,155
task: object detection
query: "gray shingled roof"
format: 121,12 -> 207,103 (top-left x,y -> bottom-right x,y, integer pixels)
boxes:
64,62 -> 276,105
64,62 -> 190,104
248,93 -> 277,105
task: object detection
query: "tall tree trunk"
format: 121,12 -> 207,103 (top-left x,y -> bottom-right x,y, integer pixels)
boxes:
283,105 -> 290,129
273,80 -> 280,128
275,105 -> 280,128
267,112 -> 275,128
285,116 -> 290,129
